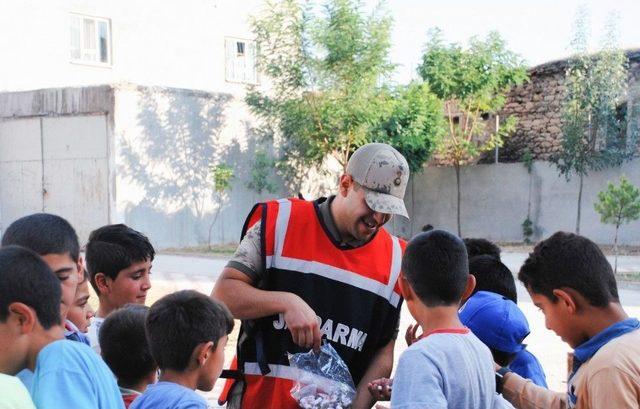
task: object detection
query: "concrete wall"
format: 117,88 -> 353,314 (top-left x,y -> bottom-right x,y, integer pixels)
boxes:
396,160 -> 640,245
0,86 -> 113,242
0,0 -> 261,95
113,84 -> 284,249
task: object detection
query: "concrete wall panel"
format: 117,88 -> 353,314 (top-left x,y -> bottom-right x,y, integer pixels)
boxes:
0,118 -> 41,162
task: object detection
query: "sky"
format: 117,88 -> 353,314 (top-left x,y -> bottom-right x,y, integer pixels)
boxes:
359,0 -> 640,83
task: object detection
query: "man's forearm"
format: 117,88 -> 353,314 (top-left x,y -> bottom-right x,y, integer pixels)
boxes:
212,267 -> 292,320
352,340 -> 395,409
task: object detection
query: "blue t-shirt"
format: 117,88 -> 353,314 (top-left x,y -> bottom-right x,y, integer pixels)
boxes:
509,348 -> 548,388
391,329 -> 512,409
130,381 -> 207,409
30,340 -> 124,409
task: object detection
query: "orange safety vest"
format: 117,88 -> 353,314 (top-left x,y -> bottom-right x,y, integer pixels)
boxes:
219,198 -> 405,409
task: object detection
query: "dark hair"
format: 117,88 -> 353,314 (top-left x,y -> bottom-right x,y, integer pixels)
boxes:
0,246 -> 62,329
1,213 -> 79,261
491,348 -> 518,367
146,290 -> 234,371
85,224 -> 155,293
469,255 -> 517,303
421,224 -> 434,232
518,232 -> 619,307
99,304 -> 156,388
463,238 -> 501,260
402,230 -> 469,307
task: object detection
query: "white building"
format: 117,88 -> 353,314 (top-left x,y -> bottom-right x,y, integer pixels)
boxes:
0,0 -> 286,247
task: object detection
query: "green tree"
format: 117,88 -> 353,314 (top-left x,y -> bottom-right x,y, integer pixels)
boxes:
247,0 -> 442,191
552,8 -> 633,234
594,176 -> 640,274
417,29 -> 528,235
246,150 -> 279,194
208,164 -> 234,250
372,82 -> 446,172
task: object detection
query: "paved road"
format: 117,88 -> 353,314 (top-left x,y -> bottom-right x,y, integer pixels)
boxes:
150,252 -> 640,406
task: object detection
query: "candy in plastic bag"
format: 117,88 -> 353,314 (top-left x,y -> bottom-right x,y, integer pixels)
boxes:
287,343 -> 356,409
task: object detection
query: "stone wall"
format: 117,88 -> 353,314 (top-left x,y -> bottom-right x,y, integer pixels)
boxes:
498,49 -> 640,162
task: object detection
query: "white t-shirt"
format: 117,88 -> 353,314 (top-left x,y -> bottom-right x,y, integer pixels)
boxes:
87,316 -> 105,354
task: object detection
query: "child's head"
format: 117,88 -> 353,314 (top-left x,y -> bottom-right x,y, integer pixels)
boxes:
0,246 -> 62,375
146,290 -> 233,391
459,291 -> 530,367
401,230 -> 475,308
85,224 -> 154,311
99,304 -> 157,391
518,232 -> 619,347
1,213 -> 82,320
463,238 -> 501,260
66,269 -> 94,333
468,255 -> 517,303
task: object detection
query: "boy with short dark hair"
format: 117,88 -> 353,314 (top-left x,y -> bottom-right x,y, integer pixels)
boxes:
1,213 -> 83,328
0,246 -> 124,409
99,304 -> 157,408
131,290 -> 233,409
391,230 -> 510,408
468,255 -> 518,303
85,224 -> 155,353
463,237 -> 502,260
499,232 -> 640,409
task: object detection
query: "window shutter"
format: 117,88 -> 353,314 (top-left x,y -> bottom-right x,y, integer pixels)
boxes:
225,38 -> 236,81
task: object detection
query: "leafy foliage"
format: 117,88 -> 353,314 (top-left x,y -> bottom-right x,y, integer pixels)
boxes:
594,176 -> 640,273
551,8 -> 633,233
246,150 -> 279,194
247,0 -> 442,187
417,29 -> 528,234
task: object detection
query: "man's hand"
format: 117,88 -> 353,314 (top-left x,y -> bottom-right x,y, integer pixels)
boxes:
368,377 -> 393,401
283,293 -> 321,351
405,322 -> 422,346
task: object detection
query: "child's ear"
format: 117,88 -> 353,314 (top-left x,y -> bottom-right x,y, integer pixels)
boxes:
399,274 -> 414,301
461,274 -> 476,302
8,302 -> 37,334
94,273 -> 110,294
195,341 -> 215,367
552,289 -> 578,314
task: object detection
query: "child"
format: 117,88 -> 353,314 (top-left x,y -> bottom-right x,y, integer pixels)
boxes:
2,213 -> 86,389
99,304 -> 157,408
0,246 -> 124,409
463,237 -> 502,260
1,213 -> 83,329
65,269 -> 94,343
130,290 -> 233,409
499,232 -> 640,409
466,255 -> 547,387
390,230 -> 509,408
85,224 -> 154,353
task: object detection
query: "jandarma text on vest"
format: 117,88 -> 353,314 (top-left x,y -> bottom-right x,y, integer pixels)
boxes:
273,313 -> 368,352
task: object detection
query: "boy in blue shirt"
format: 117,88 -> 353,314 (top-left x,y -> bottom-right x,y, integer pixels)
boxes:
390,230 -> 511,409
0,246 -> 124,409
131,290 -> 234,409
99,304 -> 158,408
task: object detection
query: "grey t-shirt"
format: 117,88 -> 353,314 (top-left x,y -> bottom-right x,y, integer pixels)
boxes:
391,331 -> 514,409
226,196 -> 366,283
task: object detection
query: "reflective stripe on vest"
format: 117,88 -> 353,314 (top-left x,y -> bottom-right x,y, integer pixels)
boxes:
268,199 -> 402,307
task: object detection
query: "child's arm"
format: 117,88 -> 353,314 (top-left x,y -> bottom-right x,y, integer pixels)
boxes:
501,371 -> 567,409
352,340 -> 395,409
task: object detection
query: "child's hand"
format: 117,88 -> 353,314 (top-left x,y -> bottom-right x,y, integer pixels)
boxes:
368,377 -> 393,401
405,323 -> 422,346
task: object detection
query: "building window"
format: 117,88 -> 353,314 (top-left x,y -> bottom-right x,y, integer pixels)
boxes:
225,37 -> 257,84
70,14 -> 111,65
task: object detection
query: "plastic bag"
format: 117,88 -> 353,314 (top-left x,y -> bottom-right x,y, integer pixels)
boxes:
287,342 -> 356,409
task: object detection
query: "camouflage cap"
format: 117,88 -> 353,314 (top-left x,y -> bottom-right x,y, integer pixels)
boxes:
346,143 -> 410,218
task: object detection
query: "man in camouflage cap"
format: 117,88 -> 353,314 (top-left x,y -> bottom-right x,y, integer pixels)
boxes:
213,143 -> 410,409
